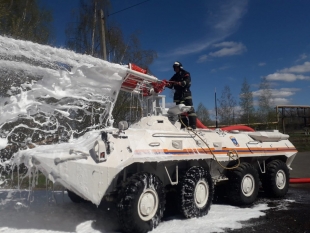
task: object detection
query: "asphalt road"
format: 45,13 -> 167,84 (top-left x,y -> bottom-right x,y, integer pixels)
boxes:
227,151 -> 310,233
226,183 -> 310,233
290,151 -> 310,178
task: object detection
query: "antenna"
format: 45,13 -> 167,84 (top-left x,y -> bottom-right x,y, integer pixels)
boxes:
215,88 -> 218,128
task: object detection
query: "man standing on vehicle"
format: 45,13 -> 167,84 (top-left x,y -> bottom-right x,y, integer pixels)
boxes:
166,61 -> 197,129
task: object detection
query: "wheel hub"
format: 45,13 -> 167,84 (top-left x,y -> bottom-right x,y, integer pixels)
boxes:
242,174 -> 255,197
276,170 -> 286,189
138,189 -> 158,221
194,180 -> 209,208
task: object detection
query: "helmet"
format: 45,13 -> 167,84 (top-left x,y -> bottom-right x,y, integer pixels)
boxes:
173,61 -> 183,69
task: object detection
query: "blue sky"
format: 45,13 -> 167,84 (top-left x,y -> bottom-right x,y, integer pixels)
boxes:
44,0 -> 310,114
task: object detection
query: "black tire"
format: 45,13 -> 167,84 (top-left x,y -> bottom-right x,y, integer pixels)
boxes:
178,166 -> 214,218
117,172 -> 165,233
226,162 -> 259,205
262,160 -> 290,198
67,190 -> 87,203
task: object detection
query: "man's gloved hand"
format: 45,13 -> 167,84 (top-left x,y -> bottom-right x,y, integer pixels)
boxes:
165,81 -> 181,87
172,81 -> 181,86
165,82 -> 171,87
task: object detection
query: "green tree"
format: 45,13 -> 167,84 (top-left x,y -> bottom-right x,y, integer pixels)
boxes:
0,0 -> 53,44
65,0 -> 108,57
65,0 -> 157,66
196,103 -> 212,126
0,0 -> 11,20
218,85 -> 236,125
239,78 -> 255,124
65,0 -> 157,126
257,77 -> 275,124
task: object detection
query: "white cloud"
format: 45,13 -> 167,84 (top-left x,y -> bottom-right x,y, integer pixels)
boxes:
163,39 -> 219,58
252,88 -> 300,105
252,89 -> 266,97
252,88 -> 299,97
159,0 -> 248,58
258,62 -> 266,66
210,65 -> 232,72
213,41 -> 239,48
271,97 -> 291,105
263,61 -> 310,90
280,61 -> 310,73
198,54 -> 209,63
198,41 -> 246,62
252,89 -> 267,97
212,1 -> 248,33
265,73 -> 310,82
271,88 -> 300,97
295,53 -> 307,63
209,42 -> 247,57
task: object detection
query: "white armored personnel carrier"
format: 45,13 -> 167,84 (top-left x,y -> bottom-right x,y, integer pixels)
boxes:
14,63 -> 298,233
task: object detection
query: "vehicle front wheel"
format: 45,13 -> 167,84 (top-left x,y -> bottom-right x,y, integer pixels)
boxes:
226,162 -> 259,205
262,160 -> 290,198
178,166 -> 214,218
117,172 -> 165,233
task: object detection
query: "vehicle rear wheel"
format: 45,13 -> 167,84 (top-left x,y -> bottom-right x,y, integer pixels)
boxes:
262,160 -> 289,198
117,172 -> 165,233
226,162 -> 259,205
178,166 -> 214,218
67,190 -> 87,203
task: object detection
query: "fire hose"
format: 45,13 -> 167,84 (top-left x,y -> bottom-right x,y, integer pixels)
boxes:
290,178 -> 310,184
178,116 -> 241,170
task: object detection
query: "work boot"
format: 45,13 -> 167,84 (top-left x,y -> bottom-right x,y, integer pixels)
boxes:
188,115 -> 197,130
180,115 -> 188,129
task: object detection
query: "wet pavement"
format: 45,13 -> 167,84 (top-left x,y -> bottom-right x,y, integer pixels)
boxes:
226,183 -> 310,233
290,152 -> 310,178
227,151 -> 310,233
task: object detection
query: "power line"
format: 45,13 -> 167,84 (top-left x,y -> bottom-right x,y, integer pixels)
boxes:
108,0 -> 152,17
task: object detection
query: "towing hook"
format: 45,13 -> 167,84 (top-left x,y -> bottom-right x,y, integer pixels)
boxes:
101,131 -> 111,155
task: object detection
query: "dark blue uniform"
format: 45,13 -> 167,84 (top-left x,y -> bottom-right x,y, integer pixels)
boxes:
167,68 -> 197,129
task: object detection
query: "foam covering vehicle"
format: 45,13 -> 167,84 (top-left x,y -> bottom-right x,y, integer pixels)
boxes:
14,63 -> 298,233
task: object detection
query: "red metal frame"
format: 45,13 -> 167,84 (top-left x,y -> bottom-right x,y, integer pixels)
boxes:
121,63 -> 166,96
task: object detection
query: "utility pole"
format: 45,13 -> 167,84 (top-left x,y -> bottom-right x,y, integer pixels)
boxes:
99,9 -> 107,60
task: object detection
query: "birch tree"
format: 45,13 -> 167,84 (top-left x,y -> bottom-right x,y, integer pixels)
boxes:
196,103 -> 212,126
218,85 -> 236,125
239,78 -> 255,124
65,0 -> 157,126
65,0 -> 157,67
257,77 -> 275,124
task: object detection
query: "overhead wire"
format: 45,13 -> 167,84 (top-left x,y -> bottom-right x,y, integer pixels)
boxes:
105,0 -> 152,62
108,0 -> 152,17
